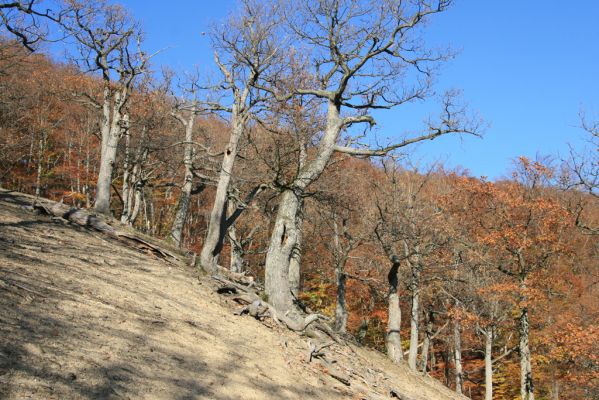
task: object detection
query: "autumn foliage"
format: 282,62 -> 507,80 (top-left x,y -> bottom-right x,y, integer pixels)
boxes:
0,31 -> 597,400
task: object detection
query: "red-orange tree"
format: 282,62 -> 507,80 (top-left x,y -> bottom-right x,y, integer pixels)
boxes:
452,158 -> 573,400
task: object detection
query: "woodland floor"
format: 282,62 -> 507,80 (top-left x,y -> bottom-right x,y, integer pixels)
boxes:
0,190 -> 466,400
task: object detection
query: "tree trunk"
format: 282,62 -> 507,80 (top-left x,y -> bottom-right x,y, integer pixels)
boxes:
170,114 -> 195,247
170,170 -> 193,246
227,199 -> 245,273
228,224 -> 244,273
551,376 -> 559,400
520,297 -> 534,400
430,340 -> 437,374
120,131 -> 131,223
95,91 -> 125,215
200,115 -> 243,273
408,264 -> 421,370
387,291 -> 403,364
484,327 -> 494,400
34,131 -> 46,198
121,143 -> 146,226
264,189 -> 303,311
386,259 -> 402,363
129,180 -> 143,225
289,137 -> 307,298
95,133 -> 119,215
420,308 -> 433,372
333,216 -> 350,333
264,101 -> 342,311
84,131 -> 91,208
334,265 -> 348,333
443,348 -> 451,386
454,319 -> 463,395
288,207 -> 303,298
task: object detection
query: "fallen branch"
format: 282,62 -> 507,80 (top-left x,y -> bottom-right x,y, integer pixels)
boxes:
307,340 -> 335,362
389,387 -> 422,400
317,358 -> 351,386
0,277 -> 46,298
27,199 -> 181,264
212,265 -> 256,287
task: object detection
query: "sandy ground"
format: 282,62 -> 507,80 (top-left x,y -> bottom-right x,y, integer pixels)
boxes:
0,190 -> 465,400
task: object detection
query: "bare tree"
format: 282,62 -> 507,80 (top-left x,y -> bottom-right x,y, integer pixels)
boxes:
0,1 -> 64,51
262,0 -> 481,312
57,0 -> 152,215
198,0 -> 283,273
563,113 -> 599,235
169,74 -> 205,246
118,76 -> 174,228
314,189 -> 370,334
373,162 -> 449,369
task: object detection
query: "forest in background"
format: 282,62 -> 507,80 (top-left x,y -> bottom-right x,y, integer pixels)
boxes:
0,1 -> 597,399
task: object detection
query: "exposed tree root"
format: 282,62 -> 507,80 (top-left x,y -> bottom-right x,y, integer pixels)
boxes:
211,271 -> 445,400
210,272 -> 360,390
24,199 -> 182,264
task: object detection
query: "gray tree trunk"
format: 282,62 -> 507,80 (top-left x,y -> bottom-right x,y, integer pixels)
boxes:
288,138 -> 307,298
264,101 -> 342,311
121,142 -> 146,227
387,290 -> 403,364
228,223 -> 244,273
386,258 -> 402,363
95,90 -> 126,215
95,133 -> 119,215
264,189 -> 303,311
408,263 -> 421,370
226,199 -> 245,273
129,180 -> 143,225
484,327 -> 494,400
170,112 -> 196,247
551,378 -> 559,400
334,266 -> 348,333
288,207 -> 303,298
120,131 -> 131,223
200,115 -> 243,273
520,284 -> 535,400
454,319 -> 463,394
332,217 -> 349,333
35,131 -> 46,198
420,308 -> 433,372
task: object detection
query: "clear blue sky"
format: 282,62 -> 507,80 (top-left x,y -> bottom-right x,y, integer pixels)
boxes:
120,0 -> 599,180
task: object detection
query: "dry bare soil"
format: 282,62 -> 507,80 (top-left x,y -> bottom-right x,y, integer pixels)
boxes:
0,190 -> 465,400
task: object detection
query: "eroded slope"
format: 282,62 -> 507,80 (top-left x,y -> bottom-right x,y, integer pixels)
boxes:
0,191 -> 464,400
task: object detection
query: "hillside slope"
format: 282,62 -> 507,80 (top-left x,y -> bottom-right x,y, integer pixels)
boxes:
0,191 -> 465,400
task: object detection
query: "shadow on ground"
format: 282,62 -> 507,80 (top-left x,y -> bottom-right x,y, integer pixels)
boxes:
0,192 -> 339,400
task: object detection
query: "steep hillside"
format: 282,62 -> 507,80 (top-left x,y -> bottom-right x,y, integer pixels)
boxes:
0,190 -> 465,400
